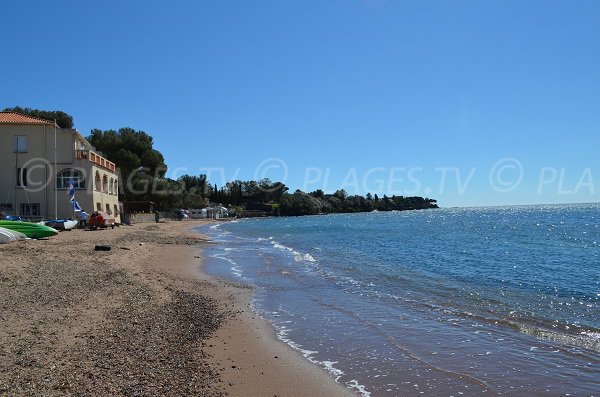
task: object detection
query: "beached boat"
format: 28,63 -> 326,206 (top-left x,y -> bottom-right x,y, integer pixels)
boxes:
45,219 -> 78,231
0,227 -> 27,243
0,220 -> 58,239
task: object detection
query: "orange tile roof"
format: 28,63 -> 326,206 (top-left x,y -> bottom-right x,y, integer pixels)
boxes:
0,111 -> 55,125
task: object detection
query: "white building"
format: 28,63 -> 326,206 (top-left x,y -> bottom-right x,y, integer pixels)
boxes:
0,112 -> 121,221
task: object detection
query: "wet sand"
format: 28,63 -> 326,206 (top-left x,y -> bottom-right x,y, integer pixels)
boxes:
0,220 -> 355,396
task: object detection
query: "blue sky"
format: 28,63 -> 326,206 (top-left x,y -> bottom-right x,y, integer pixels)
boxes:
2,0 -> 599,207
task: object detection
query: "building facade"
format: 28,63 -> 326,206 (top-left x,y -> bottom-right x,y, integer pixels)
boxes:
0,112 -> 121,222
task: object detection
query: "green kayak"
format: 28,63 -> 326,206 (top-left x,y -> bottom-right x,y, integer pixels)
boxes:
0,220 -> 58,239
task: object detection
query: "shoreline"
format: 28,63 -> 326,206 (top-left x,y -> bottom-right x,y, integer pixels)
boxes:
199,209 -> 600,396
180,220 -> 357,397
0,219 -> 355,396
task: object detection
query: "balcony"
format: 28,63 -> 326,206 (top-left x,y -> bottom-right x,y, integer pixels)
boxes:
75,150 -> 117,172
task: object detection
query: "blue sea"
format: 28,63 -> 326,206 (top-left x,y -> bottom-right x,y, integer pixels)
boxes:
198,204 -> 599,396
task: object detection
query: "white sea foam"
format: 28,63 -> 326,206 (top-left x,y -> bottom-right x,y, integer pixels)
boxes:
276,326 -> 318,359
581,331 -> 600,339
270,241 -> 317,263
272,241 -> 293,252
210,254 -> 243,277
322,361 -> 344,377
230,266 -> 243,277
267,315 -> 371,396
294,253 -> 317,263
346,379 -> 372,397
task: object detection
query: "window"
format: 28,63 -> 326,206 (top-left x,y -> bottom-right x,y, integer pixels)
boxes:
114,204 -> 119,216
16,168 -> 27,187
20,203 -> 40,216
14,136 -> 28,153
114,179 -> 118,196
95,171 -> 101,191
102,175 -> 108,193
96,202 -> 102,211
56,168 -> 86,190
109,177 -> 114,194
106,203 -> 112,214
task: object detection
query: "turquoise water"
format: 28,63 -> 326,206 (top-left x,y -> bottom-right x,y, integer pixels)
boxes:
199,204 -> 600,396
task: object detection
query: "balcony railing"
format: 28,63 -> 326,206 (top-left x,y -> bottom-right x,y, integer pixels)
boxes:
75,150 -> 117,172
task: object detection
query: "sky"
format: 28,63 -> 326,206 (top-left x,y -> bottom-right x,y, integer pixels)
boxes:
2,0 -> 599,207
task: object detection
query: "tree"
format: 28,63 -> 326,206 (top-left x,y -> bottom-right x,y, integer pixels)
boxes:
333,189 -> 348,201
280,191 -> 325,216
88,128 -> 166,178
309,189 -> 325,199
197,174 -> 209,197
257,179 -> 288,202
3,106 -> 74,128
225,181 -> 243,205
327,196 -> 342,211
179,174 -> 210,197
87,127 -> 167,201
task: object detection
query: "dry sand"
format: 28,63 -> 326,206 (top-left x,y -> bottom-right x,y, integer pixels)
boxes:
0,220 -> 356,397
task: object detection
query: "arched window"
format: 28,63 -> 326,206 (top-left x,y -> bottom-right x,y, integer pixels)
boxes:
95,171 -> 101,192
114,179 -> 118,196
109,177 -> 114,194
57,168 -> 86,190
102,175 -> 109,193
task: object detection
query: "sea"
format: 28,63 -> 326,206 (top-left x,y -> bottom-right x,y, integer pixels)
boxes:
197,204 -> 599,397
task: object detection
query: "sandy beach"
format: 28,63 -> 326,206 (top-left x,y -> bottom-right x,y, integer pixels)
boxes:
0,220 -> 355,397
